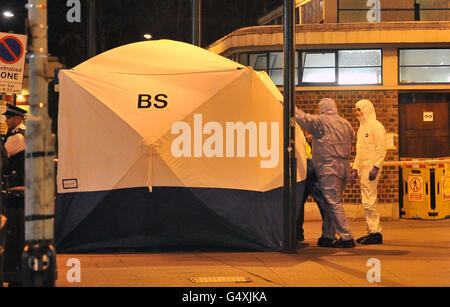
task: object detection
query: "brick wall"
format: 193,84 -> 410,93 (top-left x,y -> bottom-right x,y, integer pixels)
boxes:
294,90 -> 399,204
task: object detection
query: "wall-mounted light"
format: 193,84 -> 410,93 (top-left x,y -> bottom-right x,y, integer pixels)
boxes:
144,33 -> 152,40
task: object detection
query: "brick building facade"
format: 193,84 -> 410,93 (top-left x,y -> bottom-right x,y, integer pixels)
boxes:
207,1 -> 450,220
294,90 -> 399,204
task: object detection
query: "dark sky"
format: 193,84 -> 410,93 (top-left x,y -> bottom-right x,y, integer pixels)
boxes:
1,0 -> 282,68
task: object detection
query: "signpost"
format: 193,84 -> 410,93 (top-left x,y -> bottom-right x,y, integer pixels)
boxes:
0,32 -> 27,138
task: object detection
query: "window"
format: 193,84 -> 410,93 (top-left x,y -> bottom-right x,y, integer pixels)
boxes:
238,51 -> 299,86
337,0 -> 450,23
249,53 -> 267,71
415,0 -> 450,21
235,49 -> 381,86
302,52 -> 336,83
338,50 -> 382,85
267,52 -> 298,85
300,49 -> 382,86
399,49 -> 450,84
237,53 -> 249,66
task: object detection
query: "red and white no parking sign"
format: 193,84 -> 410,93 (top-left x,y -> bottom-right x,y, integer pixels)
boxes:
0,32 -> 28,94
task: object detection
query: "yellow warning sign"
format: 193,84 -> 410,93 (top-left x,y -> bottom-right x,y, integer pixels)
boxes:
408,176 -> 424,201
443,176 -> 450,201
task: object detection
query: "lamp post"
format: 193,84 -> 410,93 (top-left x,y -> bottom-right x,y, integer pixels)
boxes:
87,0 -> 96,58
192,0 -> 201,46
23,0 -> 56,287
282,0 -> 297,254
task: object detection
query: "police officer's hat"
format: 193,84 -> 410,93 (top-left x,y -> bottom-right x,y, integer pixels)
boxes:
2,104 -> 27,118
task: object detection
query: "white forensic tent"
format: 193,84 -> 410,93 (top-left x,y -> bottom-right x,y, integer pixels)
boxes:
55,40 -> 306,252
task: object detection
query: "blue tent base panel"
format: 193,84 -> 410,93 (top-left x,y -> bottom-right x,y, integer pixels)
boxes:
55,182 -> 305,253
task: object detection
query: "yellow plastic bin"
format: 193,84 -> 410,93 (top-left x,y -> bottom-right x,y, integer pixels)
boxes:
401,164 -> 432,219
401,160 -> 450,220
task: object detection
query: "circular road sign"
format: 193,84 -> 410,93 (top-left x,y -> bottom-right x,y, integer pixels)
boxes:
409,176 -> 422,193
0,35 -> 25,65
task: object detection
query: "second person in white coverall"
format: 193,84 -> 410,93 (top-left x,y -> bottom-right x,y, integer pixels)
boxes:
351,99 -> 387,245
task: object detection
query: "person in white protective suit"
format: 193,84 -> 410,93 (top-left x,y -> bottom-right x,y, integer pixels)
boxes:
295,98 -> 356,248
350,99 -> 387,245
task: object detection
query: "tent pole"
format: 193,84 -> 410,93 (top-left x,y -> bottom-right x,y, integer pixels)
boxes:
23,0 -> 57,286
282,0 -> 297,254
192,0 -> 201,46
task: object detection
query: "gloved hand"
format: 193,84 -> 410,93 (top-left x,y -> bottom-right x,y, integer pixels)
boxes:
369,166 -> 379,181
350,169 -> 358,184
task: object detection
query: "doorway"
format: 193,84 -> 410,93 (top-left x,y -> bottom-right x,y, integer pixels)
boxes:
399,92 -> 450,158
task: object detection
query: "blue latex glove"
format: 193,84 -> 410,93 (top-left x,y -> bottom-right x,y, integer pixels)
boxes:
350,169 -> 358,184
369,167 -> 379,181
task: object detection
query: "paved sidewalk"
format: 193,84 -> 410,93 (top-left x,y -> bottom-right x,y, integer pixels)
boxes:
55,219 -> 450,287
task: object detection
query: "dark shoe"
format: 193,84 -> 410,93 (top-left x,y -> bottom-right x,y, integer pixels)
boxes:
356,234 -> 370,243
359,233 -> 382,245
317,236 -> 335,247
331,238 -> 356,248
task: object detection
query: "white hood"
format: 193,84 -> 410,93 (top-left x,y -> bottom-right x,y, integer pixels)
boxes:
356,99 -> 377,124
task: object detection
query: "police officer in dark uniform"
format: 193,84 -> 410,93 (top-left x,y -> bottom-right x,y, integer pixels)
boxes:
2,104 -> 27,188
0,104 -> 26,286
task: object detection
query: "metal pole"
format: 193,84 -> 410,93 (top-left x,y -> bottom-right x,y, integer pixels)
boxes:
23,0 -> 56,287
192,0 -> 201,46
282,0 -> 297,254
87,0 -> 96,58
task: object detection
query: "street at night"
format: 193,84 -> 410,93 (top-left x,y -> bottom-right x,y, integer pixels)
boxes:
0,0 -> 449,292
